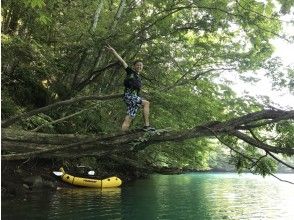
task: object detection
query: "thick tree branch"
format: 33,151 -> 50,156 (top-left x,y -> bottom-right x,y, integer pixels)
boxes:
225,110 -> 294,128
232,130 -> 293,155
2,109 -> 294,161
237,112 -> 294,129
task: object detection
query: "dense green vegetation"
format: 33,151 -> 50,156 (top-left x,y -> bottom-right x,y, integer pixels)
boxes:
2,0 -> 294,176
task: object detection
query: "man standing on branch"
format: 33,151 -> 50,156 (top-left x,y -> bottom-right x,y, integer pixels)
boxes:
105,44 -> 155,132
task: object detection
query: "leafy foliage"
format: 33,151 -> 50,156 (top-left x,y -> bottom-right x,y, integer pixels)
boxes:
1,0 -> 294,174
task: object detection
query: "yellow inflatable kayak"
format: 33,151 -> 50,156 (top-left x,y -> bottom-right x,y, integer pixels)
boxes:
58,167 -> 122,188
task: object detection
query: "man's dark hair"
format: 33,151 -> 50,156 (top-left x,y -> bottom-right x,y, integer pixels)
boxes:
133,60 -> 143,65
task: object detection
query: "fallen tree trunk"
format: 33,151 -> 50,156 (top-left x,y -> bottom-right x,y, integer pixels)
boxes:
2,109 -> 294,161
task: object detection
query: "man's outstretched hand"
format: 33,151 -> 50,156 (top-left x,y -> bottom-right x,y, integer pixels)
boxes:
104,44 -> 128,68
105,44 -> 115,53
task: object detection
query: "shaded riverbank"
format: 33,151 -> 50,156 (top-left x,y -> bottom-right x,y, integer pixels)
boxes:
1,158 -> 150,200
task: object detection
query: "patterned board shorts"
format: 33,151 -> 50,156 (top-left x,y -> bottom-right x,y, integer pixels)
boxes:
123,92 -> 143,118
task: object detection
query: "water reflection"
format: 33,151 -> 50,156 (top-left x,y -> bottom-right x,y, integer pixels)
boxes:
132,174 -> 294,220
48,188 -> 122,219
152,174 -> 208,219
199,174 -> 294,220
2,174 -> 294,220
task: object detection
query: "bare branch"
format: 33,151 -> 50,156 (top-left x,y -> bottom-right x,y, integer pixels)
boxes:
31,104 -> 97,132
267,151 -> 294,170
232,130 -> 294,155
249,129 -> 294,170
111,0 -> 126,31
208,128 -> 294,184
91,0 -> 104,32
2,94 -> 122,128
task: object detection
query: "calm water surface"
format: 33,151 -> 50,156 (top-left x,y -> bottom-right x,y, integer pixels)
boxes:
2,173 -> 294,220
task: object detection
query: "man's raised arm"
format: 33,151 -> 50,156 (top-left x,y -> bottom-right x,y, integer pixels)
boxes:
105,44 -> 128,69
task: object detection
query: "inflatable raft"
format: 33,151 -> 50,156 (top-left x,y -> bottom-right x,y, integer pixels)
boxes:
57,167 -> 122,188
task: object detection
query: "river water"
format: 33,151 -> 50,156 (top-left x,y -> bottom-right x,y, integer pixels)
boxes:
2,173 -> 294,220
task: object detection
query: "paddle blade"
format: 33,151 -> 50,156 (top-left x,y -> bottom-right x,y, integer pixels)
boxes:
88,171 -> 95,175
53,171 -> 64,176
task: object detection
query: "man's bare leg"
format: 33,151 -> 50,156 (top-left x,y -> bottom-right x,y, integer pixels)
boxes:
142,100 -> 150,126
122,115 -> 133,131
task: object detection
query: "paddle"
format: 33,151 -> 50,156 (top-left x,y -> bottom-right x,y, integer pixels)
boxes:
53,171 -> 64,176
88,171 -> 95,175
52,170 -> 95,176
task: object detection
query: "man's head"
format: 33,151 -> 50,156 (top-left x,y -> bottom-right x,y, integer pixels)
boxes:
133,60 -> 143,73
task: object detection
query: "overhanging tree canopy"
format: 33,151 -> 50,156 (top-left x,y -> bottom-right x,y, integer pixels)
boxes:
1,0 -> 294,176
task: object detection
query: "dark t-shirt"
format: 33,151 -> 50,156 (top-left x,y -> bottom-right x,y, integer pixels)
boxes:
124,67 -> 142,95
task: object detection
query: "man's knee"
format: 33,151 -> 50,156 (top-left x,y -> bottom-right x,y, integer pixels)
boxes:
142,100 -> 150,106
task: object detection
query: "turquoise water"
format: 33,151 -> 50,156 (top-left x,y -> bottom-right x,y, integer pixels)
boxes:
2,173 -> 294,219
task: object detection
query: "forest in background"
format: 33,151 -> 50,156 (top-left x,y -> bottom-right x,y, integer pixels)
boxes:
1,0 -> 294,178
